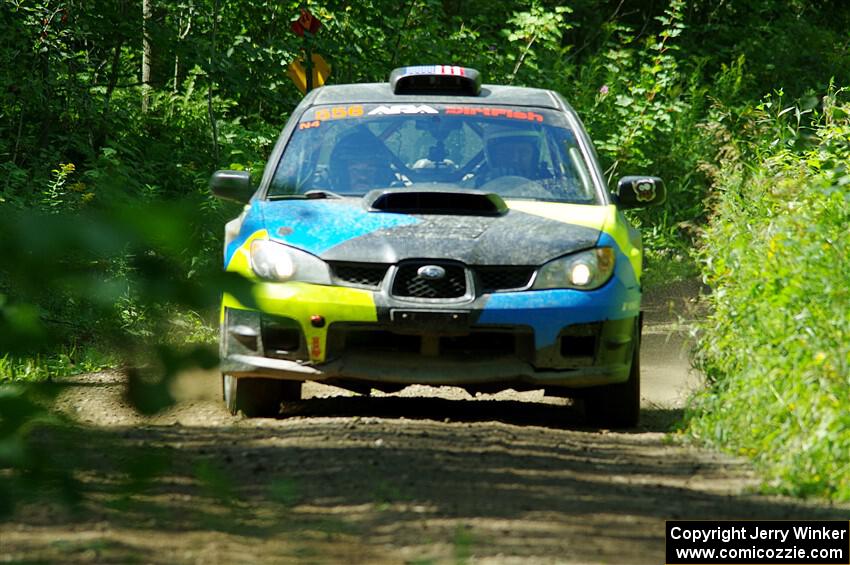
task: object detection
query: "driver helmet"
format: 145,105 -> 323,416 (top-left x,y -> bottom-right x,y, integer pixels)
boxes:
328,129 -> 397,193
483,128 -> 545,180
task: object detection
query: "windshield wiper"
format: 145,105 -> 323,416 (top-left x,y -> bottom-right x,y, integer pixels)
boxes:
267,189 -> 345,201
304,189 -> 344,199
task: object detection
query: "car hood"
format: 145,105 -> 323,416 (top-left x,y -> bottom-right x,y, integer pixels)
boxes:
256,197 -> 604,266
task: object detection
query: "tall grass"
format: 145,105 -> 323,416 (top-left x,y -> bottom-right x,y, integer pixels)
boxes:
0,347 -> 118,382
688,91 -> 850,499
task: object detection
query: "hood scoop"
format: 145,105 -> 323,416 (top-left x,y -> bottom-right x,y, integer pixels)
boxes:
365,188 -> 508,216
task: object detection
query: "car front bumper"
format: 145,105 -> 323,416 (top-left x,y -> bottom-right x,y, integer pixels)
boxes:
220,276 -> 640,390
221,352 -> 631,388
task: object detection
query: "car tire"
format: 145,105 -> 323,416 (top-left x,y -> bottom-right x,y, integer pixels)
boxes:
583,317 -> 641,428
222,375 -> 302,417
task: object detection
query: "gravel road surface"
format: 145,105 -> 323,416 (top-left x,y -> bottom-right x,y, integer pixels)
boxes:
3,280 -> 847,564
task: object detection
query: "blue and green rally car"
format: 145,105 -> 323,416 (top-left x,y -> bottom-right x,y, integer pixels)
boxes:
210,65 -> 665,426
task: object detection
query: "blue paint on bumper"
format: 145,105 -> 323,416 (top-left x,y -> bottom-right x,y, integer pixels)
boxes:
477,232 -> 641,349
477,279 -> 639,348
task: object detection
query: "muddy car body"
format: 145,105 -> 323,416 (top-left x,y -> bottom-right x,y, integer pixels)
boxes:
212,66 -> 665,426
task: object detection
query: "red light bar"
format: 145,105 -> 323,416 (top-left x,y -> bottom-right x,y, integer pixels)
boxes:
390,65 -> 481,96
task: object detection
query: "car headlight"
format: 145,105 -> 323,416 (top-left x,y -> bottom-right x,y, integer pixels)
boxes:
532,247 -> 615,290
249,240 -> 332,284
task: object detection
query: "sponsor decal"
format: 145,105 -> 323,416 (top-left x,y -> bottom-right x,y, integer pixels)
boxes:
368,105 -> 439,116
299,120 -> 321,130
633,180 -> 656,202
310,336 -> 322,359
445,107 -> 544,122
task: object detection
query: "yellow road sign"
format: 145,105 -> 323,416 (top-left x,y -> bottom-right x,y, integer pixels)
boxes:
287,54 -> 331,94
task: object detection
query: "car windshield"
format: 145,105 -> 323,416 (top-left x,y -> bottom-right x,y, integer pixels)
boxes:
268,103 -> 600,204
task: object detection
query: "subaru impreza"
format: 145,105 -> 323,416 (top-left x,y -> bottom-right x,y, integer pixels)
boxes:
211,65 -> 665,426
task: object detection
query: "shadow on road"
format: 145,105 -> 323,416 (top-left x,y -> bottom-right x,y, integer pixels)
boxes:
9,367 -> 848,564
282,393 -> 584,428
11,407 -> 850,564
276,394 -> 685,434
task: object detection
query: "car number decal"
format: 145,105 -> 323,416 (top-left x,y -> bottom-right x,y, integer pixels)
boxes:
314,105 -> 364,121
300,106 -> 365,128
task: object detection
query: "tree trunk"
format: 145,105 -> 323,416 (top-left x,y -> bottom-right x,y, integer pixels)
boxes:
94,39 -> 125,151
170,10 -> 193,117
208,0 -> 220,165
104,40 -> 124,116
142,0 -> 152,112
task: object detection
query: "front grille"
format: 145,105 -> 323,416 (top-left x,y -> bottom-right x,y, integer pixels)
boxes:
327,325 -> 533,362
392,262 -> 467,299
475,267 -> 536,292
441,332 -> 517,356
335,329 -> 422,354
330,262 -> 389,288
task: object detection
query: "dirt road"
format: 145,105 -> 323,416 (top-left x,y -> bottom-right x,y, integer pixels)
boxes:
3,281 -> 847,564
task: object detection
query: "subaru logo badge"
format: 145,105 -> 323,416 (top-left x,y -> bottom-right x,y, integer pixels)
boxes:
417,265 -> 446,280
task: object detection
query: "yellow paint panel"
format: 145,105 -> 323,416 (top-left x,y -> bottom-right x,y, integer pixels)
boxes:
600,209 -> 643,281
222,282 -> 377,363
222,229 -> 378,362
505,200 -> 611,230
226,229 -> 269,275
506,201 -> 641,280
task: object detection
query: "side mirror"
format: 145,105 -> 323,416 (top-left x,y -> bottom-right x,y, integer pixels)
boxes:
615,176 -> 666,209
210,170 -> 253,203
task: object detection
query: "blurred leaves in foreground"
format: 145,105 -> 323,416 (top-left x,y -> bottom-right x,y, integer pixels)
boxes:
0,384 -> 82,516
0,199 -> 255,516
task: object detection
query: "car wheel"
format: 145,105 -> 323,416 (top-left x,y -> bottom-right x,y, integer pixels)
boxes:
222,375 -> 302,417
583,317 -> 641,428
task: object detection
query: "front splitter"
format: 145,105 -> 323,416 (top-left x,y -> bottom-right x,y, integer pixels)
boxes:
221,352 -> 630,388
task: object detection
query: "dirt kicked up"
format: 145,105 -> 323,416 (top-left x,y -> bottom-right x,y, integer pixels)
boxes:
3,281 -> 848,564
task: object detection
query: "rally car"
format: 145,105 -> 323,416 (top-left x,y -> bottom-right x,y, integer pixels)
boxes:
211,65 -> 665,427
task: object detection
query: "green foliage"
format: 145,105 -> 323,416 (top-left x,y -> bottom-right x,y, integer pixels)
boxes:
588,0 -> 687,176
503,4 -> 572,83
194,460 -> 235,503
0,385 -> 82,516
0,198 -> 254,512
0,346 -> 117,383
453,524 -> 475,565
269,477 -> 302,507
688,91 -> 850,499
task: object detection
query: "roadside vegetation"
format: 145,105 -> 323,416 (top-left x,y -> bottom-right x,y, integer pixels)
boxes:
1,0 -> 849,508
688,90 -> 850,500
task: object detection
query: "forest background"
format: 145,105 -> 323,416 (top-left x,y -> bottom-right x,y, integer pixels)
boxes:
1,0 -> 849,506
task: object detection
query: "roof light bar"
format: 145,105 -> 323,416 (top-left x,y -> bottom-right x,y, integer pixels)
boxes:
390,65 -> 481,96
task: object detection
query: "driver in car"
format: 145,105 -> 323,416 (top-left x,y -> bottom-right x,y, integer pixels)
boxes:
329,130 -> 399,193
477,129 -> 552,186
